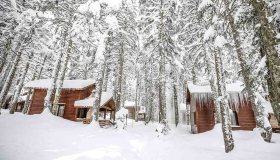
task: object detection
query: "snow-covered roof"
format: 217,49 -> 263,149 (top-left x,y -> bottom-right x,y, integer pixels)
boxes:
124,101 -> 135,107
74,92 -> 113,108
24,79 -> 95,90
187,81 -> 244,94
138,106 -> 146,114
18,95 -> 27,103
116,107 -> 128,117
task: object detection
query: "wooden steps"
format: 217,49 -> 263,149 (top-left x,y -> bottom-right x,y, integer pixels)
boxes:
98,119 -> 114,128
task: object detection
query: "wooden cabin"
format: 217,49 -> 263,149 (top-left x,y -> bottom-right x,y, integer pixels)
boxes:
24,79 -> 95,121
124,101 -> 146,121
74,92 -> 115,128
187,81 -> 256,134
15,95 -> 27,112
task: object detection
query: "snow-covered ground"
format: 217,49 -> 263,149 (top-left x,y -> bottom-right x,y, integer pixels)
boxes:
0,109 -> 279,160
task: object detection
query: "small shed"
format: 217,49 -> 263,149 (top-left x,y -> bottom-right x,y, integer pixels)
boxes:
74,92 -> 115,127
24,79 -> 95,121
187,81 -> 256,134
124,101 -> 146,121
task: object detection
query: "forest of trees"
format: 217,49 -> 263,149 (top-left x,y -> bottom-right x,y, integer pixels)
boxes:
0,0 -> 279,153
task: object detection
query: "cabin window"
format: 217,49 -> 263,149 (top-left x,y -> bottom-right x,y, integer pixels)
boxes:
229,109 -> 239,126
77,108 -> 89,119
57,103 -> 65,117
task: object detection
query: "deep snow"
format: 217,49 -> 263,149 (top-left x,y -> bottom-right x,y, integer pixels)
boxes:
0,109 -> 279,160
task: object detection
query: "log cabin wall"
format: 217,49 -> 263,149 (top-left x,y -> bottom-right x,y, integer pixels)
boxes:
195,101 -> 215,133
28,84 -> 95,121
190,95 -> 256,133
232,101 -> 256,130
126,107 -> 136,119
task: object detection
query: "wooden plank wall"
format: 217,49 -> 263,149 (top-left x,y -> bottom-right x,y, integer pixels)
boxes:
233,102 -> 256,130
196,101 -> 215,133
28,85 -> 95,121
193,96 -> 256,133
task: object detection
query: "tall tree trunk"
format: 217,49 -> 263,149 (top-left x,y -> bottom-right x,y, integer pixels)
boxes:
0,38 -> 12,74
52,39 -> 72,115
37,55 -> 47,80
173,84 -> 179,127
204,46 -> 221,123
250,0 -> 280,124
10,52 -> 33,114
214,49 -> 234,153
223,0 -> 272,142
0,62 -> 12,92
44,51 -> 63,110
22,65 -> 38,114
115,42 -> 124,112
93,61 -> 106,122
102,64 -> 109,92
135,72 -> 140,122
0,49 -> 23,110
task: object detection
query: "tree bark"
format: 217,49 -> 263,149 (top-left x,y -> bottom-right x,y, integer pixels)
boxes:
10,52 -> 33,114
37,54 -> 47,80
173,84 -> 179,127
52,39 -> 72,115
214,49 -> 234,153
22,65 -> 38,114
0,62 -> 12,92
250,0 -> 280,124
115,42 -> 124,112
93,61 -> 106,122
0,38 -> 12,74
0,49 -> 23,110
223,0 -> 272,142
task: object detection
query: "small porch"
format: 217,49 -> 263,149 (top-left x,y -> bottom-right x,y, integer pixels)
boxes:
74,92 -> 115,127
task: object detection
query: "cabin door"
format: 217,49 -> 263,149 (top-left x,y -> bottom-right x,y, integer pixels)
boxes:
57,103 -> 65,117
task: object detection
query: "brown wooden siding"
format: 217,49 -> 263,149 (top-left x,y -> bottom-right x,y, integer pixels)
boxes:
28,84 -> 95,121
190,92 -> 256,133
233,102 -> 256,130
196,101 -> 215,133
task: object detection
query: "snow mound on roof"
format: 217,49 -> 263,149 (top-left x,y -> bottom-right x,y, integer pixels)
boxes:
138,106 -> 146,114
18,95 -> 27,102
187,81 -> 244,93
116,107 -> 128,117
124,101 -> 135,107
24,79 -> 94,90
74,92 -> 113,107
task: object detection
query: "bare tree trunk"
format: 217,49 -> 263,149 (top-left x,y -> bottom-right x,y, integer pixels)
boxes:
0,62 -> 12,92
135,72 -> 140,122
214,49 -> 234,153
115,42 -> 124,112
250,0 -> 280,124
37,55 -> 47,80
0,38 -> 11,74
173,84 -> 179,127
52,39 -> 72,115
223,0 -> 272,142
93,61 -> 106,122
22,65 -> 38,114
44,51 -> 63,110
102,64 -> 109,92
10,52 -> 33,114
0,50 -> 23,110
204,46 -> 221,123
